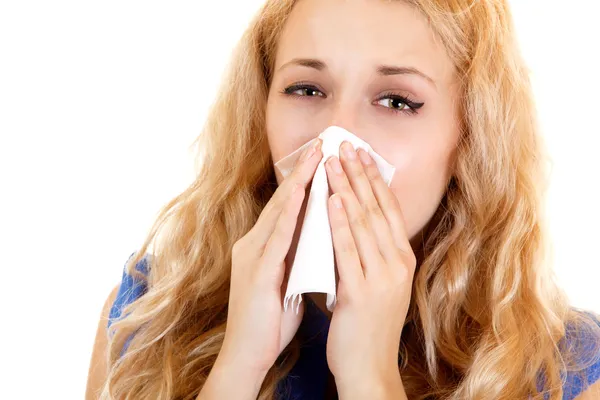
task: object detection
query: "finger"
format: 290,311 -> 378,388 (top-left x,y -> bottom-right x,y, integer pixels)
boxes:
356,148 -> 412,256
339,142 -> 398,266
261,183 -> 306,283
328,193 -> 363,289
250,138 -> 322,248
325,154 -> 384,276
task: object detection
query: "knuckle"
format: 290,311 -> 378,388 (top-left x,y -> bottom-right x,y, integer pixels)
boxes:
232,237 -> 245,256
364,164 -> 380,181
337,235 -> 356,255
364,201 -> 383,219
231,240 -> 247,271
393,254 -> 416,281
390,195 -> 404,217
403,251 -> 417,271
354,167 -> 367,180
348,212 -> 369,231
335,226 -> 356,254
390,197 -> 402,214
376,271 -> 401,294
233,232 -> 264,261
394,264 -> 410,282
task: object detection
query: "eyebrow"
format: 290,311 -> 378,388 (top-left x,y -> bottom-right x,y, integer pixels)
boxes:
277,57 -> 437,89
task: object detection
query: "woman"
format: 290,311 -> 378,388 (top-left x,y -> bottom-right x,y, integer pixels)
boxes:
86,0 -> 600,399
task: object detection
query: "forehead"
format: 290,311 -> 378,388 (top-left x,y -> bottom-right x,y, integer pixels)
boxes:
274,0 -> 455,87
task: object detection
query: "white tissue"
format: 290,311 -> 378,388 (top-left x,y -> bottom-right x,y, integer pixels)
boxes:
274,125 -> 396,313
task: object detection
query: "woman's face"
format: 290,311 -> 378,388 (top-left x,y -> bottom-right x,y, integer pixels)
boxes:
266,0 -> 461,243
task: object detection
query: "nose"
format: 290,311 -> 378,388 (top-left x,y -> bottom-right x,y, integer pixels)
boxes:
325,101 -> 363,139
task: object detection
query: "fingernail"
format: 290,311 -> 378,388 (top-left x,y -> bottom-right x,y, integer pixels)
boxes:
358,148 -> 372,165
342,141 -> 356,160
331,194 -> 343,209
327,155 -> 343,175
312,137 -> 322,151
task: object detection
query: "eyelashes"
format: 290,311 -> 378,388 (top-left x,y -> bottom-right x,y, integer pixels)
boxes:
280,83 -> 424,115
282,83 -> 326,98
376,90 -> 424,115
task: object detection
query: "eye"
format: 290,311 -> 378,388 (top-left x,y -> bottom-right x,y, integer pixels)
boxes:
282,83 -> 326,98
375,93 -> 424,115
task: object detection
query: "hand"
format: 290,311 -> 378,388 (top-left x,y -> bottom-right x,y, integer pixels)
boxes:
215,137 -> 323,378
323,142 -> 416,397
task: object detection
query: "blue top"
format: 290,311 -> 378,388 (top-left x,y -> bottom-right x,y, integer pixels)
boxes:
107,252 -> 600,399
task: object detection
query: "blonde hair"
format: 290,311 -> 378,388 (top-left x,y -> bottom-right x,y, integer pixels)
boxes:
101,1 -> 600,399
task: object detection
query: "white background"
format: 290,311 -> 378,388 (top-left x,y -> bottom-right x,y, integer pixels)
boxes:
0,1 -> 598,398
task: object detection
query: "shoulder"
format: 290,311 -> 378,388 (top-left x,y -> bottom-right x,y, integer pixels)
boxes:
573,380 -> 600,400
561,310 -> 600,400
86,252 -> 152,399
85,264 -> 135,399
107,251 -> 152,332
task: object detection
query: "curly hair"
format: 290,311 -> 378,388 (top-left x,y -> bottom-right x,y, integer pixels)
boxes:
100,1 -> 600,399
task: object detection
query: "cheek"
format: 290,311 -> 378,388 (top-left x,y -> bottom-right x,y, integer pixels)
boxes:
266,99 -> 294,178
391,177 -> 447,241
266,96 -> 324,184
387,142 -> 455,240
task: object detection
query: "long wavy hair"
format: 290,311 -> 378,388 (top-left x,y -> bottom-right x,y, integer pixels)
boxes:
100,0 -> 600,399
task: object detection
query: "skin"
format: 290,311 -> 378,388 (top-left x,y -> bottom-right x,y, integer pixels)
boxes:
260,1 -> 600,399
88,1 -> 600,398
267,0 -> 461,247
97,0 -> 463,396
204,0 -> 461,395
267,0 -> 461,324
251,0 -> 460,397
